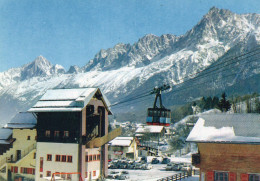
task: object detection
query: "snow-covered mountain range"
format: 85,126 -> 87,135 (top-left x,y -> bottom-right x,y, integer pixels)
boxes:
0,7 -> 259,125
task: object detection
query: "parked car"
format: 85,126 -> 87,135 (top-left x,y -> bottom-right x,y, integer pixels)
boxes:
180,163 -> 192,172
151,158 -> 160,164
119,160 -> 128,169
165,163 -> 182,171
161,158 -> 171,164
141,163 -> 153,170
141,156 -> 147,163
121,171 -> 129,174
117,174 -> 130,180
172,164 -> 182,171
166,163 -> 175,171
134,163 -> 143,169
127,163 -> 135,169
108,171 -> 120,179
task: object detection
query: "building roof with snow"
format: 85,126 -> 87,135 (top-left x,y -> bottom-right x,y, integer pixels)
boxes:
186,113 -> 260,144
109,137 -> 134,147
28,88 -> 111,114
4,112 -> 37,129
0,128 -> 12,144
135,125 -> 165,134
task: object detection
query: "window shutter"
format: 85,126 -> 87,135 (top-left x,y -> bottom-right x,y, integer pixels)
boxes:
241,174 -> 249,181
229,172 -> 236,181
14,167 -> 18,173
207,171 -> 214,181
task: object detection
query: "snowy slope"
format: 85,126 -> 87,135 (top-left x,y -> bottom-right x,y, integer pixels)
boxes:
0,8 -> 259,125
0,56 -> 65,89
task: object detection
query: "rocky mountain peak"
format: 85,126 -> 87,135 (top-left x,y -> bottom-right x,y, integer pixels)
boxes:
20,56 -> 65,80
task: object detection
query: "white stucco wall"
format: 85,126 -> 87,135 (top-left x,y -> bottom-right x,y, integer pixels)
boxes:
35,142 -> 79,181
85,148 -> 101,180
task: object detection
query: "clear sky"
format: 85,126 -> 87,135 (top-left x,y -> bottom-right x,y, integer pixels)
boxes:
0,0 -> 259,72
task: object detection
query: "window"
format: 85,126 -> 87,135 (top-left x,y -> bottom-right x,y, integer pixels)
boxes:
93,155 -> 97,161
61,173 -> 66,179
215,172 -> 228,181
40,157 -> 43,172
47,154 -> 52,161
93,171 -> 96,177
46,171 -> 51,177
54,131 -> 60,138
33,153 -> 36,159
67,156 -> 73,163
67,174 -> 71,180
85,155 -> 88,162
27,136 -> 30,140
249,174 -> 260,181
56,155 -> 61,162
64,131 -> 69,138
62,155 -> 67,162
89,155 -> 93,162
97,154 -> 101,160
45,130 -> 51,137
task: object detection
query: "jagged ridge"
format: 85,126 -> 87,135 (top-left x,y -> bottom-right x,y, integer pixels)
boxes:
0,7 -> 259,124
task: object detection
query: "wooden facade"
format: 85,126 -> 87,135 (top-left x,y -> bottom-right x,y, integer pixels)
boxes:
195,143 -> 260,181
187,114 -> 260,181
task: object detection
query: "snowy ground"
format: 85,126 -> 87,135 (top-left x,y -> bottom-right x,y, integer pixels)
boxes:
107,164 -> 182,181
106,164 -> 199,181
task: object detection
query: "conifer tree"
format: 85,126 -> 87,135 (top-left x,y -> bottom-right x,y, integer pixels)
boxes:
218,92 -> 231,112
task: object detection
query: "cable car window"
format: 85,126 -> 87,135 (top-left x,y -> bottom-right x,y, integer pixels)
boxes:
162,111 -> 165,117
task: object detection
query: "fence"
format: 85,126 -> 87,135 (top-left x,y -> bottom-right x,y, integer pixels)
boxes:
157,170 -> 195,181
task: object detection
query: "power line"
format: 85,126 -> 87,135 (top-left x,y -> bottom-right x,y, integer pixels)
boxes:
112,63 -> 260,109
109,47 -> 260,107
112,46 -> 260,104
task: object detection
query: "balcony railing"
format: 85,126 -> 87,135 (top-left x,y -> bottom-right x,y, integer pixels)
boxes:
86,127 -> 122,148
0,143 -> 36,168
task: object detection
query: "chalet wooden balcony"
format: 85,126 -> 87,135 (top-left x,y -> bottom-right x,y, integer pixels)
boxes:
86,127 -> 122,148
192,153 -> 200,166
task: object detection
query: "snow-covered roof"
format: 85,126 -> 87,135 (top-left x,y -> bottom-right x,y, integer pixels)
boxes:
136,125 -> 165,134
186,113 -> 260,144
0,140 -> 10,144
109,137 -> 134,147
28,88 -> 111,114
0,128 -> 12,140
4,112 -> 36,129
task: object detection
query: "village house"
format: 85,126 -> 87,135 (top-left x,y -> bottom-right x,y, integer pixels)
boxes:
186,113 -> 260,181
0,112 -> 37,181
135,125 -> 166,156
28,88 -> 121,181
108,137 -> 138,160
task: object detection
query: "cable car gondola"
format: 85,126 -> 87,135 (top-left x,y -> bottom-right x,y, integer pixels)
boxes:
146,85 -> 171,127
